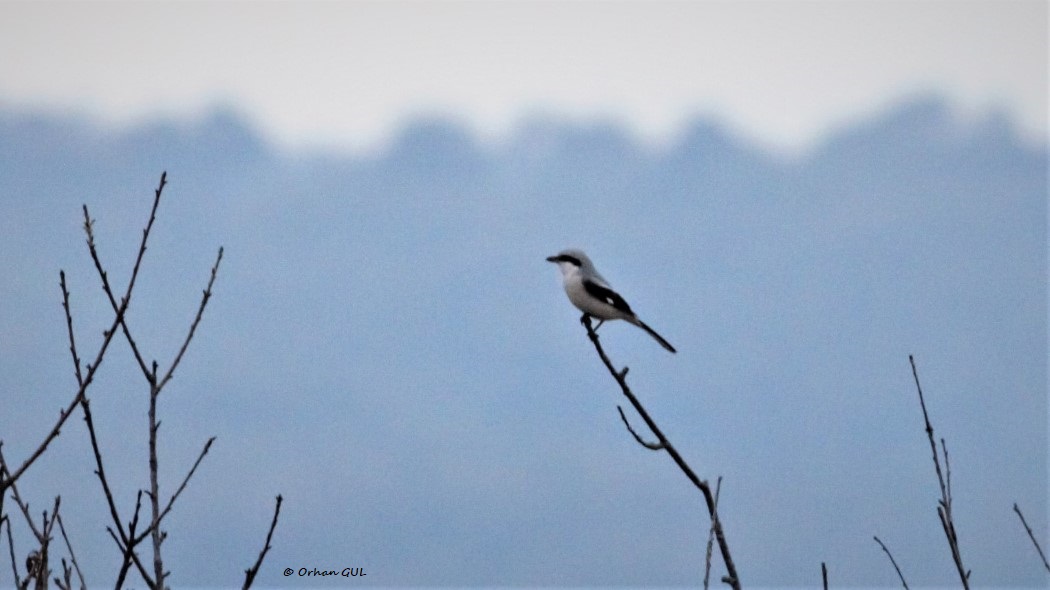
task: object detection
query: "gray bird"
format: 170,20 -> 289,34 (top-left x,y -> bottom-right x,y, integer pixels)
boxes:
546,248 -> 676,353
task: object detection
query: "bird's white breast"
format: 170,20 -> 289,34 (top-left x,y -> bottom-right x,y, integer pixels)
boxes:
561,267 -> 631,321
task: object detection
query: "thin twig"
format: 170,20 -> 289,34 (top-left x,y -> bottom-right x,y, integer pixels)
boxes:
937,436 -> 968,582
79,403 -> 153,588
941,438 -> 952,506
55,557 -> 73,590
874,535 -> 910,589
55,514 -> 86,590
242,495 -> 283,590
114,490 -> 147,590
148,381 -> 165,587
31,496 -> 61,590
1013,503 -> 1050,572
112,508 -> 156,589
59,272 -> 84,386
106,524 -> 155,589
909,356 -> 948,503
77,395 -> 138,560
582,315 -> 740,589
908,355 -> 968,588
4,514 -> 24,590
0,450 -> 43,543
704,476 -> 722,590
821,562 -> 828,590
156,246 -> 223,394
0,471 -> 52,590
616,406 -> 663,450
133,437 -> 216,546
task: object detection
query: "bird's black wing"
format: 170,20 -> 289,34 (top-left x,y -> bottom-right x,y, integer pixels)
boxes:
583,279 -> 635,316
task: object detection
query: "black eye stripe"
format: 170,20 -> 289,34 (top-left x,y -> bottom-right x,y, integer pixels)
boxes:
560,255 -> 582,266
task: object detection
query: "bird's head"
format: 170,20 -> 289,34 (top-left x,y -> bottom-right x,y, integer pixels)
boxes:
546,248 -> 591,270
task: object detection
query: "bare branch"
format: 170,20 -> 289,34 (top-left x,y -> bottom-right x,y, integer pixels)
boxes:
581,315 -> 740,589
55,514 -> 85,590
1013,503 -> 1050,572
616,406 -> 663,450
704,476 -> 722,590
0,176 -> 172,491
55,557 -> 74,590
115,490 -> 144,589
83,207 -> 151,383
821,562 -> 828,590
144,428 -> 216,585
64,271 -> 142,581
242,495 -> 283,590
0,463 -> 58,590
909,356 -> 949,502
0,288 -> 129,491
7,172 -> 245,590
80,172 -> 219,588
908,355 -> 968,588
4,514 -> 24,590
66,254 -> 158,590
87,172 -> 171,381
133,437 -> 216,546
24,496 -> 61,590
76,395 -> 136,553
148,389 -> 163,586
941,438 -> 952,506
0,449 -> 43,543
873,536 -> 909,589
156,246 -> 224,394
107,521 -> 154,590
59,272 -> 84,387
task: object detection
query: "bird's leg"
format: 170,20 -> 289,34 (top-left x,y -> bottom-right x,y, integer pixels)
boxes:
580,313 -> 604,331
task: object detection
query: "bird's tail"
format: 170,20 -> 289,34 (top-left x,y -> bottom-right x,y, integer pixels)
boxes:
630,317 -> 677,353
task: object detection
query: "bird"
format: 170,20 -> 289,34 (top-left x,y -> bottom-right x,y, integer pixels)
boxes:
546,248 -> 676,353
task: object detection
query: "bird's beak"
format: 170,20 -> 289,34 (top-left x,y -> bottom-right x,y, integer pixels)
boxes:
546,255 -> 558,263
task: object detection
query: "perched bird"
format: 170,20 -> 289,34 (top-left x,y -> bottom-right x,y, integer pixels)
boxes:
546,248 -> 676,353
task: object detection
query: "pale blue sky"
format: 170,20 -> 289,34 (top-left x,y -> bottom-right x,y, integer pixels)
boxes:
1,96 -> 1044,585
1,0 -> 1046,151
0,1 -> 1047,587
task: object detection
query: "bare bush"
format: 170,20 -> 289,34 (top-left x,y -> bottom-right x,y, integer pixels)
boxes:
0,173 -> 281,588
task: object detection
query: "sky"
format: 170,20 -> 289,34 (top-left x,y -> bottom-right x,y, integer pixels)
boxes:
0,1 -> 1048,588
1,0 -> 1046,152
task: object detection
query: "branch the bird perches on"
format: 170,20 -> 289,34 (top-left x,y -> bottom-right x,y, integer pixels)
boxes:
581,315 -> 740,589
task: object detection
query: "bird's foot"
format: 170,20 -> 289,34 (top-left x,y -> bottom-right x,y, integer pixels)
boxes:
580,314 -> 605,331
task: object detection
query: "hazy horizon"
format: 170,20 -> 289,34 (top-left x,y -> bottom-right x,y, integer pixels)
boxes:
2,1 -> 1045,152
1,94 -> 1046,586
